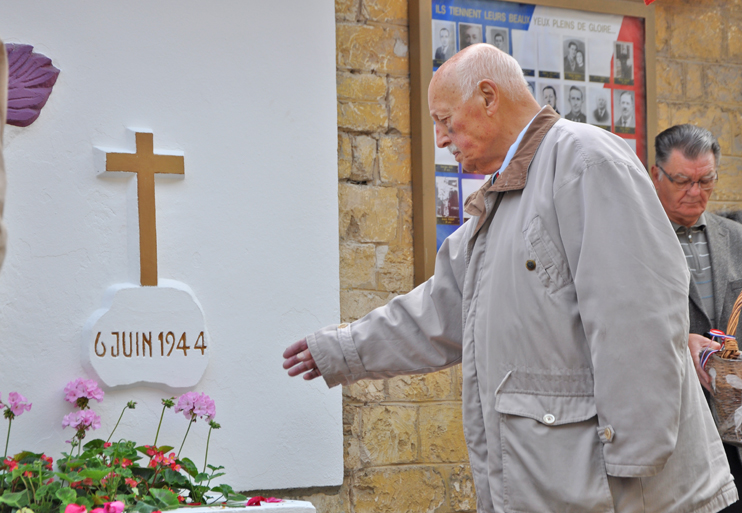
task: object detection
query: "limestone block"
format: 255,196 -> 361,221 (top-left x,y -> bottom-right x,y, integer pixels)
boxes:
656,58 -> 683,101
657,102 -> 671,133
338,100 -> 388,132
351,134 -> 377,182
343,402 -> 361,437
714,157 -> 742,202
352,466 -> 446,513
654,5 -> 669,55
389,77 -> 411,135
399,187 -> 414,248
344,378 -> 386,402
732,109 -> 742,157
727,16 -> 742,62
340,241 -> 376,289
449,465 -> 477,512
294,479 -> 352,513
666,8 -> 723,61
420,403 -> 468,463
704,65 -> 742,105
336,0 -> 359,22
671,104 -> 732,154
685,62 -> 704,101
360,404 -> 418,465
338,183 -> 399,241
454,364 -> 463,398
340,289 -> 397,321
379,135 -> 412,185
337,71 -> 386,102
376,243 -> 414,292
345,435 -> 362,470
362,0 -> 408,25
387,369 -> 454,401
337,24 -> 409,74
338,132 -> 352,180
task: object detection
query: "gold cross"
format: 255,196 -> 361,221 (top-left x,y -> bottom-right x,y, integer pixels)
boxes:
105,132 -> 184,286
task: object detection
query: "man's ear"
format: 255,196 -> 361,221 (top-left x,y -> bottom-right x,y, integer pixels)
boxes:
478,80 -> 499,115
649,165 -> 660,186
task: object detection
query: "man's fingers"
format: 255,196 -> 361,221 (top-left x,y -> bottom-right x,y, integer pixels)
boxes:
283,338 -> 308,359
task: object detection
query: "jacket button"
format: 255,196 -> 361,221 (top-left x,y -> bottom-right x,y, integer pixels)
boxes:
543,413 -> 555,424
338,323 -> 349,329
604,427 -> 613,441
526,260 -> 536,271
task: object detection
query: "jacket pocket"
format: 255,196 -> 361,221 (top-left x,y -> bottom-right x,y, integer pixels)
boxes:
495,391 -> 614,513
523,215 -> 572,293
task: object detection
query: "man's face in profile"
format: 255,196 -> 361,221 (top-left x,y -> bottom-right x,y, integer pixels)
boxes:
543,87 -> 556,109
494,34 -> 504,50
440,29 -> 450,49
620,93 -> 633,118
568,43 -> 577,59
464,27 -> 479,46
597,96 -> 606,111
569,89 -> 583,115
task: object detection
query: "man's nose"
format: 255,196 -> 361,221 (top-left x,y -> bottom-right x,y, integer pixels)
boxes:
435,124 -> 450,148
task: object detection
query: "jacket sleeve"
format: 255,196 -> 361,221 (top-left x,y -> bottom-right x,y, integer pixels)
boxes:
307,220 -> 472,388
554,154 -> 690,477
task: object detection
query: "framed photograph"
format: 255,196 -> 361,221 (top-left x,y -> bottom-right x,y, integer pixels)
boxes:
410,0 -> 656,283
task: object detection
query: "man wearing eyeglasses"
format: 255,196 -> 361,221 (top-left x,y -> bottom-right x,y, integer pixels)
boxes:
651,124 -> 742,513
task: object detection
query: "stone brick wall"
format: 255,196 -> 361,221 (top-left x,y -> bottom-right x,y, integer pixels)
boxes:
655,0 -> 742,213
271,1 -> 742,511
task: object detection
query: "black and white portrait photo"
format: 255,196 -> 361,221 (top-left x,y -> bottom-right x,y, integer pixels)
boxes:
486,27 -> 509,53
436,176 -> 460,223
459,23 -> 482,50
589,87 -> 611,127
563,85 -> 586,123
539,82 -> 561,115
613,89 -> 635,134
614,42 -> 633,85
563,38 -> 586,81
432,20 -> 456,67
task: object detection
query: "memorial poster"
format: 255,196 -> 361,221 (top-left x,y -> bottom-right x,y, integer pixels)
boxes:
432,0 -> 647,249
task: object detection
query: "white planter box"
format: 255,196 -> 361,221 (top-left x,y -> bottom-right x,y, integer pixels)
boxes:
177,501 -> 315,513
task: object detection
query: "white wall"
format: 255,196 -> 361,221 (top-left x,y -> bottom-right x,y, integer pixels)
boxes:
0,0 -> 342,490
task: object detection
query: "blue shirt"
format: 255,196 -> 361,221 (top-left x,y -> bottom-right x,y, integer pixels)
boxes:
491,108 -> 542,183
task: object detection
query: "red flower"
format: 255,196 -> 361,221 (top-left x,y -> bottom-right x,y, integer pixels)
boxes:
247,497 -> 267,506
41,454 -> 53,470
125,478 -> 138,488
3,458 -> 18,471
23,470 -> 33,477
103,442 -> 112,448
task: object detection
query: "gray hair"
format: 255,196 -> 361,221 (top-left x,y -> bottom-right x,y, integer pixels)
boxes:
455,44 -> 529,102
655,124 -> 721,170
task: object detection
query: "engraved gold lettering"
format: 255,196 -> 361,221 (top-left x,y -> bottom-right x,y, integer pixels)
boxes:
95,332 -> 106,357
166,331 -> 176,356
143,332 -> 152,357
111,332 -> 120,357
194,332 -> 206,355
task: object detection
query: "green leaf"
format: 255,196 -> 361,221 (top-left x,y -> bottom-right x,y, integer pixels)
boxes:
0,491 -> 29,508
148,488 -> 180,509
130,501 -> 160,513
178,458 -> 198,477
78,468 -> 111,481
194,472 -> 209,483
82,439 -> 106,451
55,487 -> 77,505
206,464 -> 224,471
161,469 -> 188,487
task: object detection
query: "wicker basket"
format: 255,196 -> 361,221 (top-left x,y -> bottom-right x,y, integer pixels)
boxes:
707,291 -> 742,445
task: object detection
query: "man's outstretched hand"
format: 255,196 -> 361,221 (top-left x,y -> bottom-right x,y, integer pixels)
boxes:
283,338 -> 322,380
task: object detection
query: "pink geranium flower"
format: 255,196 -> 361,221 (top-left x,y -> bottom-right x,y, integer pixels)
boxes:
64,504 -> 87,513
62,410 -> 101,431
174,392 -> 215,421
7,392 -> 32,416
64,378 -> 104,409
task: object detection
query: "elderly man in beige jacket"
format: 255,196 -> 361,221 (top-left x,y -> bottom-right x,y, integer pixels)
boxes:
284,44 -> 736,512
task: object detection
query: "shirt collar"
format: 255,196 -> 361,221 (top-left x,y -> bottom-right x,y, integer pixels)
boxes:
491,108 -> 542,183
671,212 -> 707,234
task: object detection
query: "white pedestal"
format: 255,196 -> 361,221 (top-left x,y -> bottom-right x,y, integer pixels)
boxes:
180,501 -> 315,513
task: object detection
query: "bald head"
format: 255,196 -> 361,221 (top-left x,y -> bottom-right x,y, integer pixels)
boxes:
428,44 -> 541,175
433,44 -> 530,103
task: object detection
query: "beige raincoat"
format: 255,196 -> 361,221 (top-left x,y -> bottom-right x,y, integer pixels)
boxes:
309,107 -> 736,512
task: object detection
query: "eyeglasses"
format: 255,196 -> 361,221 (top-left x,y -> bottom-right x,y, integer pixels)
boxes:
657,164 -> 717,191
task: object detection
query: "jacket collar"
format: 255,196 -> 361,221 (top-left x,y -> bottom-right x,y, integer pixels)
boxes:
464,106 -> 561,219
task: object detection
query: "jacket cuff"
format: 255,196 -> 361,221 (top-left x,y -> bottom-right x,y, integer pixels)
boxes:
307,323 -> 365,388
